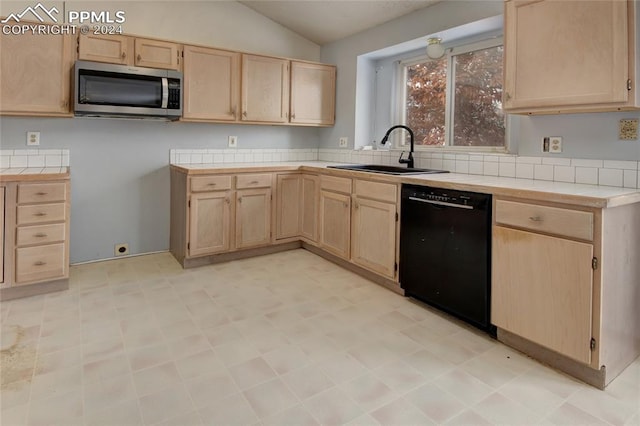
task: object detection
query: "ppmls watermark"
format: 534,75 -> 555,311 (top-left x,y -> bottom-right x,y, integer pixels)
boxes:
1,2 -> 126,35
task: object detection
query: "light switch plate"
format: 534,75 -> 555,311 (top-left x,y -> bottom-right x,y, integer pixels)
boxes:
228,136 -> 238,148
619,119 -> 638,140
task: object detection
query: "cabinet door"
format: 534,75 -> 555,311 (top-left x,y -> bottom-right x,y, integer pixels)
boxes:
504,0 -> 629,110
78,34 -> 133,65
134,38 -> 181,70
492,226 -> 594,363
236,188 -> 271,249
241,54 -> 289,123
189,192 -> 231,256
1,28 -> 74,115
351,197 -> 396,278
301,175 -> 319,242
275,175 -> 301,240
290,61 -> 336,125
319,190 -> 350,259
183,46 -> 240,121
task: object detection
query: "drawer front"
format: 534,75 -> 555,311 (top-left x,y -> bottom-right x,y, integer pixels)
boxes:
236,174 -> 272,189
354,179 -> 397,203
17,223 -> 66,246
17,203 -> 66,225
190,176 -> 232,192
15,243 -> 66,284
320,175 -> 352,194
18,182 -> 67,204
495,199 -> 593,241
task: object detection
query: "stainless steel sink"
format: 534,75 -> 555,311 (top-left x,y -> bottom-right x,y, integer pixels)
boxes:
327,164 -> 449,175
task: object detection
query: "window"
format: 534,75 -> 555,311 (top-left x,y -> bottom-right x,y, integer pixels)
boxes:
397,39 -> 505,150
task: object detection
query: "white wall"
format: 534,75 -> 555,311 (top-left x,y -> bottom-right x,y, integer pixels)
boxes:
0,1 -> 321,263
319,0 -> 640,161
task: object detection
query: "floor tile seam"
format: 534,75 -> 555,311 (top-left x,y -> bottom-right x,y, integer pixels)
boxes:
471,387 -> 558,425
565,389 -> 639,425
400,387 -> 473,425
335,371 -> 403,416
138,381 -> 198,426
242,375 -> 306,422
300,385 -> 365,426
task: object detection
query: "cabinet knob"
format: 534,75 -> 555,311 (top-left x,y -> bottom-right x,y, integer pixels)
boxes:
250,181 -> 258,185
354,202 -> 359,209
504,92 -> 511,101
343,202 -> 348,208
225,198 -> 230,204
34,233 -> 48,238
35,192 -> 48,196
121,52 -> 126,59
34,212 -> 47,217
529,216 -> 543,222
242,111 -> 247,117
238,197 -> 242,203
137,54 -> 142,62
291,113 -> 295,119
207,183 -> 217,187
34,261 -> 47,266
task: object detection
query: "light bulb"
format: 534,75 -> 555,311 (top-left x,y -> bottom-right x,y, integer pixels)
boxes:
426,37 -> 445,59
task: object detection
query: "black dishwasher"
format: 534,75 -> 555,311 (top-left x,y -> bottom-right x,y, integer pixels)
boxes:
400,184 -> 492,332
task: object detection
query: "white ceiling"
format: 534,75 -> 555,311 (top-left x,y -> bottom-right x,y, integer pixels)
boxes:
238,0 -> 441,45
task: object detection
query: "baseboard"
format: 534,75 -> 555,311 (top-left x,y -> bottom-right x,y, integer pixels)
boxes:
497,328 -> 606,389
0,278 -> 69,301
182,241 -> 302,268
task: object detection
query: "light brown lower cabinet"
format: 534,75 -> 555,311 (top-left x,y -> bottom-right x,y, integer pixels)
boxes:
236,188 -> 271,249
351,197 -> 397,279
491,197 -> 640,388
0,179 -> 70,301
189,191 -> 231,256
275,174 -> 302,240
300,175 -> 319,242
319,190 -> 351,259
0,187 -> 4,284
492,226 -> 594,364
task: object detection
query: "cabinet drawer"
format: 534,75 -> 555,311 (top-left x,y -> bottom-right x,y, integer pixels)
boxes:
320,175 -> 351,194
17,223 -> 66,246
354,180 -> 397,203
190,176 -> 232,192
236,174 -> 272,189
15,243 -> 66,284
17,203 -> 66,225
18,183 -> 67,204
495,200 -> 593,241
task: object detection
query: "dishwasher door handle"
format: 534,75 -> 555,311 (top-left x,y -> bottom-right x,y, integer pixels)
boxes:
408,196 -> 474,210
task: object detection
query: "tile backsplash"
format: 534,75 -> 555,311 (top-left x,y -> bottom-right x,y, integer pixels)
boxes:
173,148 -> 640,189
317,149 -> 640,189
0,149 -> 70,168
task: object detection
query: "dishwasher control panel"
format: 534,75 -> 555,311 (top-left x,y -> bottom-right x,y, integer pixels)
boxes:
402,185 -> 489,209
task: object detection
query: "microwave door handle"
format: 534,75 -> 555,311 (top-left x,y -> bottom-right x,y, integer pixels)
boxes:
161,77 -> 168,108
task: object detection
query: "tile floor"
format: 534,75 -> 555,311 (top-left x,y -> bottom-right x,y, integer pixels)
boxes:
1,249 -> 638,426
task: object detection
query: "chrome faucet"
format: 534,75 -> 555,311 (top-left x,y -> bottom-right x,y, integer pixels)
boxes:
379,125 -> 415,168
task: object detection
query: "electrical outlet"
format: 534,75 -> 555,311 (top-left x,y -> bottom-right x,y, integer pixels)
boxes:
114,243 -> 129,257
619,119 -> 638,140
228,136 -> 238,148
27,131 -> 40,146
339,137 -> 348,148
549,136 -> 562,153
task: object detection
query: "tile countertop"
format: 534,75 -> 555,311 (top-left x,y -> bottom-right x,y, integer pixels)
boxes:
0,167 -> 70,182
172,162 -> 640,209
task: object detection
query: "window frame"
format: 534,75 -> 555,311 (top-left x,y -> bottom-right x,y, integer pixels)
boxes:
394,37 -> 509,153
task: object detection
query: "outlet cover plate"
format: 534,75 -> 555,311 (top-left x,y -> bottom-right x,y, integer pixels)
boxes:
27,131 -> 40,146
339,137 -> 348,148
228,136 -> 238,148
549,136 -> 562,153
115,243 -> 129,257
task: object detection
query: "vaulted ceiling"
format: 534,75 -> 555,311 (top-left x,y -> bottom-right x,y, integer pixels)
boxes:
238,0 -> 441,45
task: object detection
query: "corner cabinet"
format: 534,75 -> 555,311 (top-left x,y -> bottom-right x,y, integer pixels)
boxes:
319,176 -> 352,259
241,54 -> 290,123
503,0 -> 639,113
0,24 -> 74,116
182,45 -> 240,121
290,61 -> 336,126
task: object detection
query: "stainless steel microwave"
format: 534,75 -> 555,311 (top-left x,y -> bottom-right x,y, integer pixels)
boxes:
74,60 -> 182,120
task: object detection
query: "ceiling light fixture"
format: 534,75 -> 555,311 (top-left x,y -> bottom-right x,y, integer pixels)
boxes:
426,37 -> 445,59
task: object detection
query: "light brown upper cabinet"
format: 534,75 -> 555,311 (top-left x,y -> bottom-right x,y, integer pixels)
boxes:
290,61 -> 336,126
503,0 -> 639,114
182,45 -> 240,121
241,54 -> 290,123
0,24 -> 74,116
78,34 -> 181,70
